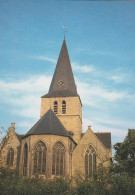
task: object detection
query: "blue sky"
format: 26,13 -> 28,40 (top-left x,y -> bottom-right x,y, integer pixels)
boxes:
0,0 -> 135,153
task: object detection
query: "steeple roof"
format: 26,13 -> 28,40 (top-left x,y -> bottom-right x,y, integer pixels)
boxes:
42,39 -> 78,98
24,109 -> 70,137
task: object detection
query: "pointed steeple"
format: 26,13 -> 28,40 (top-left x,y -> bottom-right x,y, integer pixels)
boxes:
42,39 -> 78,98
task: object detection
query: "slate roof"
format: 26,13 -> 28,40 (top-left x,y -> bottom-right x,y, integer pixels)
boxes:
95,132 -> 111,149
24,109 -> 70,138
42,39 -> 79,98
81,132 -> 111,149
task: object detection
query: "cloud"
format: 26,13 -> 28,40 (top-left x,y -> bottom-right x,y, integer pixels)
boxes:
34,55 -> 94,74
83,118 -> 127,143
0,75 -> 52,119
0,75 -> 51,94
0,75 -> 130,121
108,74 -> 125,83
34,56 -> 56,64
83,114 -> 135,133
72,62 -> 94,73
76,79 -> 127,107
16,121 -> 36,134
10,95 -> 40,119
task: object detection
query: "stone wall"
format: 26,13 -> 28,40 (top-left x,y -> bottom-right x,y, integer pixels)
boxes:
40,96 -> 82,143
19,134 -> 73,178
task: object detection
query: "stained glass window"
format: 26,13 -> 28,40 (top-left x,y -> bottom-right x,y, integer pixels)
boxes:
7,148 -> 14,166
23,143 -> 28,176
85,145 -> 96,178
52,142 -> 65,176
33,141 -> 46,175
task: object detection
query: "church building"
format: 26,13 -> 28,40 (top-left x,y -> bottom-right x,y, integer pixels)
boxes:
0,38 -> 112,178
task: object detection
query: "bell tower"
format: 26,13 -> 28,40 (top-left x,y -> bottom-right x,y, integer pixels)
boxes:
40,38 -> 82,143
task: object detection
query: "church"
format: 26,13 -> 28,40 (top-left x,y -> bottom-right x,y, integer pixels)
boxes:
0,38 -> 112,178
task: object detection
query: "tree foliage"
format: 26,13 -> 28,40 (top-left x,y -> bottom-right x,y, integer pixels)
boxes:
0,166 -> 135,195
113,129 -> 135,177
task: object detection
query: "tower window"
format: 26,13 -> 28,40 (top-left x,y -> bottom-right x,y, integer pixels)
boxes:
85,145 -> 96,178
23,143 -> 28,176
52,142 -> 65,176
7,148 -> 14,166
62,100 -> 66,114
33,141 -> 46,175
54,101 -> 58,114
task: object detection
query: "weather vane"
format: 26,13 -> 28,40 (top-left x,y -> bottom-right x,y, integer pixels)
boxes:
62,25 -> 67,39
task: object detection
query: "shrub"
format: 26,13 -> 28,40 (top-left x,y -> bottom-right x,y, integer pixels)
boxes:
0,168 -> 72,195
0,167 -> 135,195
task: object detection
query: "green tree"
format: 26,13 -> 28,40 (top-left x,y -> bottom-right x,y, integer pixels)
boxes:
113,129 -> 135,177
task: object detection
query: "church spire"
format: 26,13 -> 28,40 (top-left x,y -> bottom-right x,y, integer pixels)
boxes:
42,39 -> 78,98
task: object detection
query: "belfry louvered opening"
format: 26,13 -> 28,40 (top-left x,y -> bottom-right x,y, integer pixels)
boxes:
54,101 -> 58,114
62,100 -> 66,114
85,145 -> 96,178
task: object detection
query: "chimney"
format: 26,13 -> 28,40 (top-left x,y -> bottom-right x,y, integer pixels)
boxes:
10,123 -> 15,133
88,125 -> 91,130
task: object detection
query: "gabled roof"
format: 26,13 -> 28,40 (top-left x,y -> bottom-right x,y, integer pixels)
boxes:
24,109 -> 70,137
42,39 -> 79,98
95,132 -> 111,149
81,132 -> 111,149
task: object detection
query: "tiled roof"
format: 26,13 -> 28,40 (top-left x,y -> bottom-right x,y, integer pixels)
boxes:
95,132 -> 111,149
42,39 -> 79,98
24,109 -> 70,137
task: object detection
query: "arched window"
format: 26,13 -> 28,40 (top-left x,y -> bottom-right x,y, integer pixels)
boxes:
62,100 -> 66,114
52,142 -> 65,176
33,141 -> 46,175
23,143 -> 28,176
54,101 -> 58,114
7,148 -> 14,166
85,145 -> 96,178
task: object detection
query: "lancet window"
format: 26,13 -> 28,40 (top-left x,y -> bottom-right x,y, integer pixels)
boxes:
52,142 -> 65,176
62,100 -> 66,114
23,143 -> 28,176
33,141 -> 46,175
85,145 -> 96,178
54,101 -> 58,114
7,148 -> 14,166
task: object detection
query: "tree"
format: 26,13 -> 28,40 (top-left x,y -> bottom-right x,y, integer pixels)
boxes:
113,129 -> 135,177
0,126 -> 13,167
